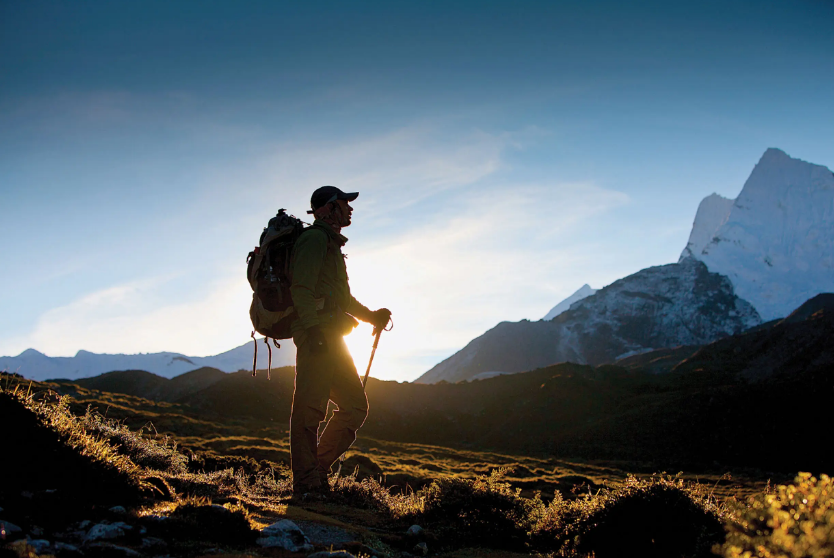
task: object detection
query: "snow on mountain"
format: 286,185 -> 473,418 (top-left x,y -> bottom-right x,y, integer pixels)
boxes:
680,194 -> 734,259
681,148 -> 834,320
542,284 -> 597,320
0,340 -> 296,382
416,258 -> 761,383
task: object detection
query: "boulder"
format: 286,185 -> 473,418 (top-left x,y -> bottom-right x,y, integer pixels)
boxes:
256,520 -> 313,553
85,542 -> 143,558
84,522 -> 132,543
53,542 -> 81,554
140,537 -> 166,550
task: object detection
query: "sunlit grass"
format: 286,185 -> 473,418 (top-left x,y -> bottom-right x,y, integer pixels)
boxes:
5,372 -> 831,557
720,473 -> 834,558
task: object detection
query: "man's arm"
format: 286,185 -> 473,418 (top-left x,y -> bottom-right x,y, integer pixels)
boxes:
290,229 -> 328,331
345,295 -> 374,323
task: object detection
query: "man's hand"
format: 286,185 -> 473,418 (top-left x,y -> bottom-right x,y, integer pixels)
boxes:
305,326 -> 328,354
370,308 -> 392,331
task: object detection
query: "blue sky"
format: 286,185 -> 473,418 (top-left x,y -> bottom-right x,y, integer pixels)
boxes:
2,1 -> 832,381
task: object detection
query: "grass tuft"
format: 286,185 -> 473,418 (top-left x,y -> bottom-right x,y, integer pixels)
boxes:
720,472 -> 834,558
532,474 -> 731,557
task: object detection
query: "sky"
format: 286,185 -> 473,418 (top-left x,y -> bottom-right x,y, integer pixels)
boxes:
1,0 -> 833,381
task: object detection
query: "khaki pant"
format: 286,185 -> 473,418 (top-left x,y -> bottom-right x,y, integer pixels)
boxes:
290,328 -> 369,491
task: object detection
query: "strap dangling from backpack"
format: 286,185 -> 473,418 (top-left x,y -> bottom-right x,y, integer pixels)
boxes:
265,337 -> 272,381
251,330 -> 258,377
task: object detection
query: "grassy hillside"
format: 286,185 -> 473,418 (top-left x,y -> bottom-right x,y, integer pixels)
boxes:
3,373 -> 833,558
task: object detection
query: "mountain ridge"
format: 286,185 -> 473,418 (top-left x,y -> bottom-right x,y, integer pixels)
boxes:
0,340 -> 296,382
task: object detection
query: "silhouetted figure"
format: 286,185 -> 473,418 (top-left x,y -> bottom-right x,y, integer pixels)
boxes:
289,186 -> 391,499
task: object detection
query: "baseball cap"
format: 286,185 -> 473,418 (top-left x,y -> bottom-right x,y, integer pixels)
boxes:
307,186 -> 359,214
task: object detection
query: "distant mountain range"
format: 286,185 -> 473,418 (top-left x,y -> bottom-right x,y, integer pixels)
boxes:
47,293 -> 834,473
0,340 -> 295,382
417,148 -> 834,383
5,148 -> 831,386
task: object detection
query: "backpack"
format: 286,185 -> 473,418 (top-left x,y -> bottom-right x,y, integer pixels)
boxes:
246,209 -> 306,376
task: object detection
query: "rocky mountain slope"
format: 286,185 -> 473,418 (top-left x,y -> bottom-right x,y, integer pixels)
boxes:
416,258 -> 760,383
682,148 -> 834,320
0,340 -> 295,381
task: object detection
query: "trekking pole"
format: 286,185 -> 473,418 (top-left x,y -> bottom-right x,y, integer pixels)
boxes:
334,319 -> 390,479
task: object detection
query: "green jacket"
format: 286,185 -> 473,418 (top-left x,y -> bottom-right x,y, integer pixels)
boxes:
290,220 -> 373,336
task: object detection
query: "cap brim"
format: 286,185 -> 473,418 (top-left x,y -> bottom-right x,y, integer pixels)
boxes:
338,192 -> 359,202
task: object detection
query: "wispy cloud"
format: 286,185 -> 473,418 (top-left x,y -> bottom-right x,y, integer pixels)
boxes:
1,123 -> 630,381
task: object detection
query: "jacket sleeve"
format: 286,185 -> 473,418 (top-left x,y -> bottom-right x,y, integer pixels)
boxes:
346,295 -> 374,323
290,229 -> 328,331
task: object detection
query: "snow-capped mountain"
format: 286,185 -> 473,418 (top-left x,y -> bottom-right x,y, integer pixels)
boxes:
416,258 -> 760,383
542,284 -> 597,320
0,340 -> 296,382
681,148 -> 834,320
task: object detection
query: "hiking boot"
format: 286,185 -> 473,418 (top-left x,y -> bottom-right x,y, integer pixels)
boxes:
290,483 -> 330,504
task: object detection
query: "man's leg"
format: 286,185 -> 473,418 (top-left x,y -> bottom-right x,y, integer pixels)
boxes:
316,335 -> 369,473
290,338 -> 332,492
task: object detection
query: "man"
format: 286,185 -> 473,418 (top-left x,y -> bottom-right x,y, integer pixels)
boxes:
289,185 -> 391,499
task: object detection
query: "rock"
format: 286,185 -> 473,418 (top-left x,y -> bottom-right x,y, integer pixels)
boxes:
108,506 -> 127,515
140,537 -> 166,550
406,525 -> 424,538
413,542 -> 428,556
27,539 -> 52,554
85,522 -> 130,542
53,542 -> 81,554
308,552 -> 357,558
78,520 -> 92,530
85,542 -> 143,558
256,520 -> 313,553
2,521 -> 24,540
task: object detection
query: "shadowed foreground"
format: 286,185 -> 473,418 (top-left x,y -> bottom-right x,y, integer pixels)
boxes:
2,374 -> 832,558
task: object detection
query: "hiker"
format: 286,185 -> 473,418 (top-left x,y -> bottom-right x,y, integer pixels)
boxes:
289,185 -> 391,498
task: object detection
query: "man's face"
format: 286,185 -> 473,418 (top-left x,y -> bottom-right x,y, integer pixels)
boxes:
334,199 -> 353,227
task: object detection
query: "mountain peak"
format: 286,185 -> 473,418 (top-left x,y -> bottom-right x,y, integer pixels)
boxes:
18,348 -> 46,358
760,147 -> 790,163
684,149 -> 834,320
542,284 -> 598,321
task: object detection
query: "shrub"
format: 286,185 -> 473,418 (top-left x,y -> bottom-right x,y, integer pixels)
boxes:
720,473 -> 834,558
156,496 -> 257,547
533,475 -> 728,558
404,467 -> 543,549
